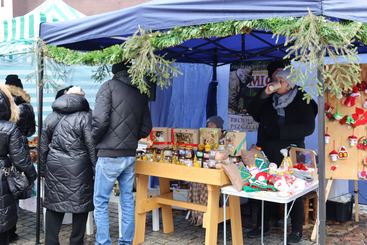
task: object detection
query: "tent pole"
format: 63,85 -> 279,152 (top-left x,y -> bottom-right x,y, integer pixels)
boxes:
35,40 -> 44,245
317,68 -> 326,245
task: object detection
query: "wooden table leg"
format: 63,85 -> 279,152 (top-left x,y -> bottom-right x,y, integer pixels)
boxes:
159,177 -> 174,233
205,185 -> 220,245
133,174 -> 149,245
229,196 -> 244,245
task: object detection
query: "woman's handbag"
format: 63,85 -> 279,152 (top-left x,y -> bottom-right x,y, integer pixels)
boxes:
2,166 -> 30,198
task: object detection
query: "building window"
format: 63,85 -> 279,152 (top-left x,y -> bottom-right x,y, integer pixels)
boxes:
1,0 -> 4,7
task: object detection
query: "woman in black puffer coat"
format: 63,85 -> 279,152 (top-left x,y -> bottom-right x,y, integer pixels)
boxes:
0,84 -> 37,245
40,87 -> 96,245
5,75 -> 37,242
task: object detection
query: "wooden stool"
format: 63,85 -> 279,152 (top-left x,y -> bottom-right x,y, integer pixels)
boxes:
304,191 -> 318,225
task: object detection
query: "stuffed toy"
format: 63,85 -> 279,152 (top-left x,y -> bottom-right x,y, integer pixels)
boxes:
343,86 -> 360,107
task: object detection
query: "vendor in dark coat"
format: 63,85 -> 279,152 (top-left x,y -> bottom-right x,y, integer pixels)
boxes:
40,86 -> 96,245
246,62 -> 317,243
0,83 -> 37,244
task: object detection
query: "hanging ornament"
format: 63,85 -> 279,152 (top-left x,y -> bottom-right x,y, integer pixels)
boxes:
329,150 -> 339,162
330,165 -> 337,171
339,115 -> 348,125
358,168 -> 367,179
343,86 -> 360,107
338,146 -> 348,160
325,133 -> 330,144
349,135 -> 358,147
325,93 -> 335,120
329,141 -> 338,162
357,136 -> 367,151
358,159 -> 367,180
348,128 -> 358,147
325,127 -> 330,144
351,107 -> 367,127
333,111 -> 343,121
345,115 -> 355,126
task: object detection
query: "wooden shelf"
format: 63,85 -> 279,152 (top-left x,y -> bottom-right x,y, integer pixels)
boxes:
135,160 -> 230,186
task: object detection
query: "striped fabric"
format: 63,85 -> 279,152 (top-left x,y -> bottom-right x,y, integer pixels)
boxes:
0,0 -> 88,136
0,54 -> 101,135
0,0 -> 84,55
0,13 -> 49,43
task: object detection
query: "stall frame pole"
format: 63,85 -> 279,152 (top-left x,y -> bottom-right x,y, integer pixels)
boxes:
35,40 -> 44,245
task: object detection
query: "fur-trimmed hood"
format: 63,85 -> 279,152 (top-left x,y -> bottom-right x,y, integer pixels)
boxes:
6,85 -> 31,104
0,83 -> 19,122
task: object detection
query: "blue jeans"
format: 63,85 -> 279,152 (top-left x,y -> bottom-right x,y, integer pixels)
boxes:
94,156 -> 135,245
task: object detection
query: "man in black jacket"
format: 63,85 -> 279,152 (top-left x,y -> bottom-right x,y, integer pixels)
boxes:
92,62 -> 152,245
246,61 -> 317,243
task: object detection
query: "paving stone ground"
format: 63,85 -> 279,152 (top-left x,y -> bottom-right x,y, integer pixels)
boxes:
12,203 -> 367,245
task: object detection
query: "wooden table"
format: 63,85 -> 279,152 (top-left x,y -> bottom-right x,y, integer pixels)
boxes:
133,160 -> 244,245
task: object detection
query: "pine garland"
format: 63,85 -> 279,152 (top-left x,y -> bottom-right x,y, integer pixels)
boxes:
44,12 -> 367,96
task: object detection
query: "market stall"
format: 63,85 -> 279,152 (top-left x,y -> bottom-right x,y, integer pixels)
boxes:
39,1 -> 367,244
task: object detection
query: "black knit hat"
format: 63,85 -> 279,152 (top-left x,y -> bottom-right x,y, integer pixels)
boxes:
267,60 -> 290,78
112,61 -> 131,74
5,74 -> 23,89
206,116 -> 224,129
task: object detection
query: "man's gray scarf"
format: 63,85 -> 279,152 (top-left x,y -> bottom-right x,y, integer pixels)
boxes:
272,88 -> 298,117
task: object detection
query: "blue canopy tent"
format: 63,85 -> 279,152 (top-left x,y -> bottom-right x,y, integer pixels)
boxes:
39,0 -> 367,244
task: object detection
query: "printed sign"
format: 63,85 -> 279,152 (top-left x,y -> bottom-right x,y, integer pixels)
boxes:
228,61 -> 271,131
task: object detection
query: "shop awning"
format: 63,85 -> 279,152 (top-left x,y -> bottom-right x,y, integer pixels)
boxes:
40,0 -> 367,52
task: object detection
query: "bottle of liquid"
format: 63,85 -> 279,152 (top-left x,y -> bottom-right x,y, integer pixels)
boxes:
196,144 -> 204,167
203,142 -> 211,168
193,156 -> 201,168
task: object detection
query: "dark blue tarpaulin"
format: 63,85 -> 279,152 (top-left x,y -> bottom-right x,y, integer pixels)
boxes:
40,0 -> 367,53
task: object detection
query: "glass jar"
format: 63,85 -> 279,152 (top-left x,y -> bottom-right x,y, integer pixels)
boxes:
163,148 -> 173,163
145,148 -> 154,162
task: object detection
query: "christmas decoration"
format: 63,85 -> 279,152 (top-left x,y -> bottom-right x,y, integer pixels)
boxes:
325,133 -> 331,144
343,86 -> 360,107
325,101 -> 335,120
333,111 -> 343,121
357,136 -> 367,151
329,150 -> 339,162
349,135 -> 358,147
338,146 -> 349,159
358,168 -> 367,179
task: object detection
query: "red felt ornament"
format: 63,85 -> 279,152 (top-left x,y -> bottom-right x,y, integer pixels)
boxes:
338,146 -> 348,159
343,86 -> 360,107
329,141 -> 338,162
357,136 -> 367,151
